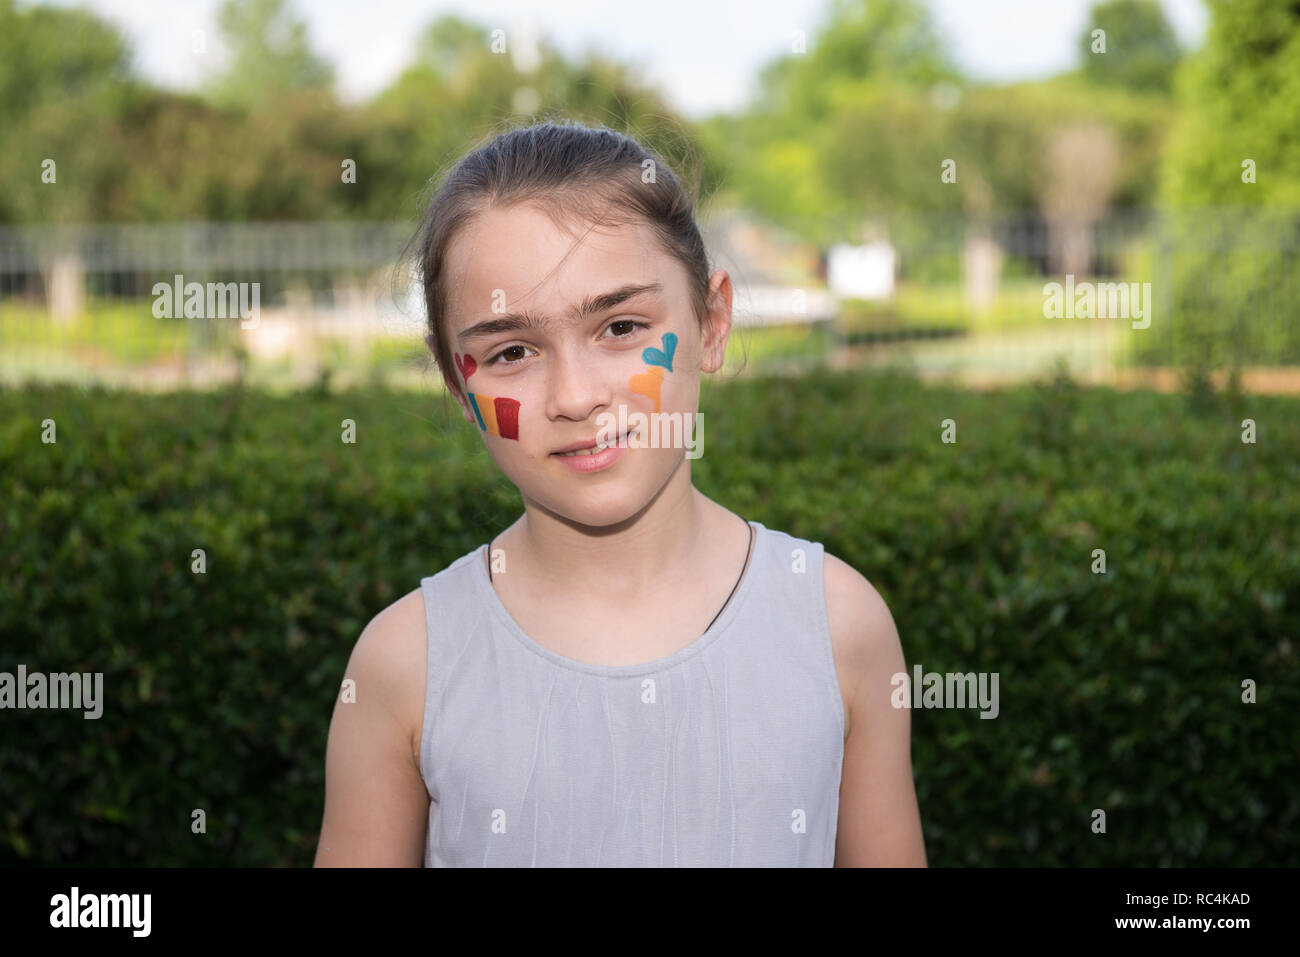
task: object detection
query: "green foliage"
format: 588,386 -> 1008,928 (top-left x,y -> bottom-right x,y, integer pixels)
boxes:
1152,1 -> 1300,368
953,77 -> 1174,212
1160,0 -> 1300,209
1,372 -> 1296,865
1130,207 -> 1300,368
0,0 -> 129,124
204,0 -> 334,112
707,28 -> 1173,238
0,383 -> 502,865
410,14 -> 492,81
1079,0 -> 1183,93
820,81 -> 961,218
696,368 -> 1299,866
0,0 -> 1189,229
757,0 -> 961,120
0,1 -> 134,223
0,2 -> 703,224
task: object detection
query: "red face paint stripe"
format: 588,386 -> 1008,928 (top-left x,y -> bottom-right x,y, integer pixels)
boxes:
494,397 -> 520,440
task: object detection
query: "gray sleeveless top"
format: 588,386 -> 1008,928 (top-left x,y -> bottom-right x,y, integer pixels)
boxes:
417,520 -> 845,867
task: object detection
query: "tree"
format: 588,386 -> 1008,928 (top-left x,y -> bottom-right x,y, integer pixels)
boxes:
204,0 -> 334,111
412,15 -> 491,81
1080,0 -> 1182,93
1141,0 -> 1300,369
0,0 -> 135,223
714,0 -> 964,237
0,0 -> 130,125
757,0 -> 961,124
1160,0 -> 1300,209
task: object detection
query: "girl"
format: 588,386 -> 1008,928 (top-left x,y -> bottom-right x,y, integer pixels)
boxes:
314,121 -> 926,867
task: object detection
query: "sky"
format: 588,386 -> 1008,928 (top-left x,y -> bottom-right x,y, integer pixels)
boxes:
42,0 -> 1209,117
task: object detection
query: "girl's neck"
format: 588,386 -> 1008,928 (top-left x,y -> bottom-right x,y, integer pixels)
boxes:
499,480 -> 731,600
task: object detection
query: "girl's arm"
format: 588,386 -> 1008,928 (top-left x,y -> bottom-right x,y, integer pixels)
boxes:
314,590 -> 431,866
825,553 -> 928,867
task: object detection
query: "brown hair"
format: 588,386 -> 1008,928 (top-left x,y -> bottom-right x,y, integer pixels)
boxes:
400,119 -> 721,404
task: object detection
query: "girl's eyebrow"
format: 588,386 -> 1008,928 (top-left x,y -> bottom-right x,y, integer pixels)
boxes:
457,282 -> 663,344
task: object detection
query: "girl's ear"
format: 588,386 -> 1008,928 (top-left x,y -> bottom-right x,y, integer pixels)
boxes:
699,270 -> 735,374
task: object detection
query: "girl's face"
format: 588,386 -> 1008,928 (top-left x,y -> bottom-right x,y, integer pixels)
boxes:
442,202 -> 731,528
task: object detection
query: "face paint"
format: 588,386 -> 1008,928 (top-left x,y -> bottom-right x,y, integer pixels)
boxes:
628,365 -> 664,414
454,350 -> 519,440
641,332 -> 677,372
453,351 -> 477,382
628,331 -> 676,414
468,393 -> 521,440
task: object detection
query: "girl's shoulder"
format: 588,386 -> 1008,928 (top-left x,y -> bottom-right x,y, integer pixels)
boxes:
819,547 -> 903,737
357,546 -> 487,757
820,549 -> 897,635
346,584 -> 436,770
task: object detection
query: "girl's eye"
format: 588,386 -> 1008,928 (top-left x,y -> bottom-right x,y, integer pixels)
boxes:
485,321 -> 646,366
486,344 -> 535,367
606,319 -> 649,338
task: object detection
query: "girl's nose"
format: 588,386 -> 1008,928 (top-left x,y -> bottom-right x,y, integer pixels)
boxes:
544,348 -> 610,422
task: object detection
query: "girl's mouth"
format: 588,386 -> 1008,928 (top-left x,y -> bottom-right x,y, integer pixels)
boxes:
552,430 -> 637,457
550,431 -> 637,472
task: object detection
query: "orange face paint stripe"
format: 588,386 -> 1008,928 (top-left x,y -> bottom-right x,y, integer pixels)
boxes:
467,393 -> 488,431
478,394 -> 500,436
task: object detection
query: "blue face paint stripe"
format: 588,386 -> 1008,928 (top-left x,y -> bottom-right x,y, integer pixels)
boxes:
468,392 -> 487,431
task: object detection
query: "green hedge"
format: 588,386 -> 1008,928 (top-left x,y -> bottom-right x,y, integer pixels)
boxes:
1,369 -> 1297,865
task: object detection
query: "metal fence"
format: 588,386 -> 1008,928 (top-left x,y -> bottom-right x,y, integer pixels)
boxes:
1,207 -> 1296,392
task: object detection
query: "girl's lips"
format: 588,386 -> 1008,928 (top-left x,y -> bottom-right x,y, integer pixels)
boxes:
550,431 -> 637,473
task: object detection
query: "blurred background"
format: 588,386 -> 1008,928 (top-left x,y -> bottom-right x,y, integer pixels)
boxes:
2,0 -> 1297,866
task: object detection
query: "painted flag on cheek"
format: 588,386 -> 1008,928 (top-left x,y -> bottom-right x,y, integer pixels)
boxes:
468,393 -> 521,440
